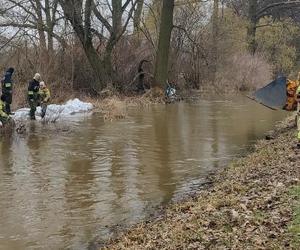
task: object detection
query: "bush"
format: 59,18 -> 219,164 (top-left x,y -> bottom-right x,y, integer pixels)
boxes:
216,52 -> 273,91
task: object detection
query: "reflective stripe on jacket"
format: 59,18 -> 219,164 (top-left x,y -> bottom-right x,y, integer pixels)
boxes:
0,100 -> 8,118
28,79 -> 40,97
1,82 -> 12,94
297,86 -> 300,95
1,70 -> 13,90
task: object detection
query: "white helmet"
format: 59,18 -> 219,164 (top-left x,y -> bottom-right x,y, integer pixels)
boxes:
40,81 -> 46,88
33,73 -> 41,81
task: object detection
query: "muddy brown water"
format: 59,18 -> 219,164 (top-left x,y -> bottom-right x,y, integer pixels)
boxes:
0,96 -> 287,249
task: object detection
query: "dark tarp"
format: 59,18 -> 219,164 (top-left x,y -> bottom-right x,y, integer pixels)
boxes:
249,76 -> 287,110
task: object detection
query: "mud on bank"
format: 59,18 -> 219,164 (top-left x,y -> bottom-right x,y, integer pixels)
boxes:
101,117 -> 300,249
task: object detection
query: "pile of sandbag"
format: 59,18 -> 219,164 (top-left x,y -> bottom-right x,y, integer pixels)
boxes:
12,98 -> 93,122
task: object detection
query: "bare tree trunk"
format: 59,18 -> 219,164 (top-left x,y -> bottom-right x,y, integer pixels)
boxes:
103,40 -> 114,84
153,0 -> 175,88
59,0 -> 106,91
247,0 -> 258,55
103,0 -> 138,84
112,0 -> 122,35
59,0 -> 137,90
45,0 -> 56,53
211,0 -> 219,83
35,0 -> 48,67
133,0 -> 144,34
103,0 -> 123,84
84,42 -> 108,89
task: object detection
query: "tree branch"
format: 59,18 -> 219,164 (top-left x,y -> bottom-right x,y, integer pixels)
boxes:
92,0 -> 112,33
257,1 -> 300,20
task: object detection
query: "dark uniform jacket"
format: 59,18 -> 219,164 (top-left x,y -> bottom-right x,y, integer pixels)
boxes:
28,79 -> 40,100
1,69 -> 14,104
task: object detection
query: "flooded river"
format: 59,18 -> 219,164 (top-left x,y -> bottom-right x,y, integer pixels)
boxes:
0,96 -> 287,249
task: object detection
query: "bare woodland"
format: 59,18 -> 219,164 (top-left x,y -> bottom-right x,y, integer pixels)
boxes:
0,0 -> 300,102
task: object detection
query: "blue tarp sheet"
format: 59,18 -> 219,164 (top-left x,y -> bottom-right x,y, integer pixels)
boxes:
250,77 -> 287,110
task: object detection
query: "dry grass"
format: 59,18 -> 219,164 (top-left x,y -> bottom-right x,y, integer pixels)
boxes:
82,89 -> 165,122
216,52 -> 273,92
124,95 -> 153,107
289,185 -> 300,248
0,119 -> 15,135
100,97 -> 127,121
89,92 -> 160,121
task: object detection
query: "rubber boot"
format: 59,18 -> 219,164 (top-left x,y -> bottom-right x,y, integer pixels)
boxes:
29,110 -> 36,120
5,103 -> 11,115
41,104 -> 47,118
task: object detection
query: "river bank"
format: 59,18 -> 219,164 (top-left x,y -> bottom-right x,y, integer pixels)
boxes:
6,88 -> 234,125
101,116 -> 300,249
0,95 -> 294,249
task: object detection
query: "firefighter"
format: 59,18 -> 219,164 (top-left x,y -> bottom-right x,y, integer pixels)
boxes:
28,73 -> 41,120
1,67 -> 15,114
39,81 -> 51,118
0,94 -> 9,126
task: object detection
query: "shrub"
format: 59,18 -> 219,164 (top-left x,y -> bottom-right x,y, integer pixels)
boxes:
216,52 -> 273,91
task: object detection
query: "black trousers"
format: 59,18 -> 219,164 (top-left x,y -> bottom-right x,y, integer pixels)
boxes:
2,92 -> 12,114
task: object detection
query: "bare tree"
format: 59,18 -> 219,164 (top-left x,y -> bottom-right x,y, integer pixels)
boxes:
59,0 -> 138,90
153,0 -> 175,88
224,0 -> 300,54
0,0 -> 63,52
133,0 -> 144,34
211,0 -> 219,82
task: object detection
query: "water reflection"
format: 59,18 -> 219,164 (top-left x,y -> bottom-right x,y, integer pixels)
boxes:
0,96 -> 287,249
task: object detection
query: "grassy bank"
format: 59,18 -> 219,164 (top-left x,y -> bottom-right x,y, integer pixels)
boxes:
101,117 -> 300,249
290,185 -> 300,247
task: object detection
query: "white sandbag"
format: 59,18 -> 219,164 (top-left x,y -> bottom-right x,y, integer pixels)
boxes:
12,98 -> 93,122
